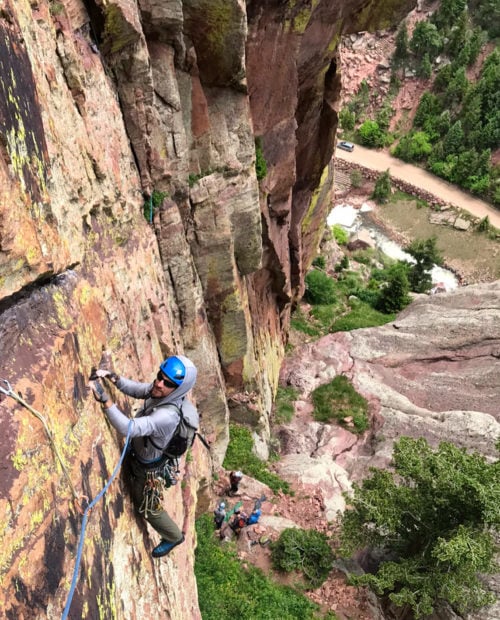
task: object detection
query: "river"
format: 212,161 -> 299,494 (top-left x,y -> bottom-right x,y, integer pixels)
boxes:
327,203 -> 459,290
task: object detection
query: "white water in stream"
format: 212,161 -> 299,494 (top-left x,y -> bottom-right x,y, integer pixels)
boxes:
327,204 -> 459,290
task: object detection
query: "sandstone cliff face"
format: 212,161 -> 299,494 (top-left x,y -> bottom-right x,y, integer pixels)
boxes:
0,0 -> 414,617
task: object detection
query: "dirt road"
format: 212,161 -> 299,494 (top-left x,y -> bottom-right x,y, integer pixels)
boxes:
336,144 -> 500,229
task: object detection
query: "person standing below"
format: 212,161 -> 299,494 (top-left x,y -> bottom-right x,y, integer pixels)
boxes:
228,470 -> 243,496
213,502 -> 226,529
90,355 -> 198,558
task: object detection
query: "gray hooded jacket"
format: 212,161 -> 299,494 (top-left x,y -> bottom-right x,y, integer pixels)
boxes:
104,355 -> 199,464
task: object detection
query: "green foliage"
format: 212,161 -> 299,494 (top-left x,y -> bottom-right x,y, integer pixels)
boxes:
311,375 -> 369,433
393,22 -> 409,66
143,190 -> 167,222
410,21 -> 442,60
349,169 -> 363,188
340,437 -> 500,618
255,138 -> 268,181
334,255 -> 349,273
330,300 -> 395,332
339,108 -> 356,131
305,270 -> 337,305
195,514 -> 322,619
392,131 -> 432,162
271,528 -> 334,588
49,1 -> 64,15
312,255 -> 326,269
291,307 -> 322,337
332,224 -> 348,245
274,386 -> 299,424
357,120 -> 387,148
404,236 -> 443,293
375,263 -> 411,314
223,424 -> 290,493
371,169 -> 392,204
417,53 -> 432,79
477,215 -> 490,232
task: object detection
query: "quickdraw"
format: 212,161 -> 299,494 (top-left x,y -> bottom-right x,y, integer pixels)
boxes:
0,378 -> 84,511
138,459 -> 179,517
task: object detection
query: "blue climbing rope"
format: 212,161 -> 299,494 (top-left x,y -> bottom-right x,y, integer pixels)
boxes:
61,420 -> 133,620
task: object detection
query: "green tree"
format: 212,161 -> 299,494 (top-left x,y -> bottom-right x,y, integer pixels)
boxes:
376,263 -> 411,314
339,107 -> 356,131
405,236 -> 443,293
340,437 -> 500,619
393,131 -> 432,162
393,23 -> 409,66
417,53 -> 432,79
357,119 -> 386,148
410,21 -> 442,61
414,92 -> 442,131
443,67 -> 469,109
443,120 -> 465,156
371,169 -> 392,204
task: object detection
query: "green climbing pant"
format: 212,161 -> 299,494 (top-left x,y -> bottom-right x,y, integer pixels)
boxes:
126,456 -> 182,543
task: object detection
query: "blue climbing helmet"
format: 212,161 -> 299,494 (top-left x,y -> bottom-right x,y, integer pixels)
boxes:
160,356 -> 186,386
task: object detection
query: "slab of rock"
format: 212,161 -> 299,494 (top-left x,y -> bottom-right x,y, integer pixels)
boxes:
454,216 -> 471,230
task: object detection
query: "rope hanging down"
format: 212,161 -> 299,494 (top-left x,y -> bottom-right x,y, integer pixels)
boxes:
0,379 -> 81,505
61,420 -> 133,620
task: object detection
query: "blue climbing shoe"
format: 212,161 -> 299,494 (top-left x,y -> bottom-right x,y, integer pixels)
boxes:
152,534 -> 185,558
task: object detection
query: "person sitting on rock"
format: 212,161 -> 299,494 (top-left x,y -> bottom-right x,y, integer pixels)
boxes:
213,502 -> 226,529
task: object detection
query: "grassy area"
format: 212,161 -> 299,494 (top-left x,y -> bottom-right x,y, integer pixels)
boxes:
331,300 -> 396,332
311,376 -> 369,434
223,424 -> 291,494
379,196 -> 500,281
195,515 -> 331,619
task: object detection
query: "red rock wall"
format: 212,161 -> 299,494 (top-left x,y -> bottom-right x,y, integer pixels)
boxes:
0,0 -> 414,616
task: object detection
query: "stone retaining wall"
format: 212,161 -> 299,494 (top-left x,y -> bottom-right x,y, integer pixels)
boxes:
335,158 -> 476,219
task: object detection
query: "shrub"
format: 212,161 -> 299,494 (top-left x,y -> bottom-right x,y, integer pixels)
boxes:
350,169 -> 363,188
223,424 -> 290,493
195,515 -> 322,619
311,375 -> 369,433
375,263 -> 411,314
371,169 -> 392,204
274,386 -> 299,424
340,437 -> 500,619
332,224 -> 349,245
271,528 -> 334,588
305,270 -> 337,305
255,137 -> 268,181
312,255 -> 326,269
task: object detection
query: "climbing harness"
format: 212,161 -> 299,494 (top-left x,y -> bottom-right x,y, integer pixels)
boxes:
0,378 -> 82,507
61,420 -> 133,620
139,459 -> 179,518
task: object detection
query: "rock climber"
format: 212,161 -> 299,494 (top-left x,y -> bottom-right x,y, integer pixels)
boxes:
228,470 -> 243,496
213,501 -> 226,529
229,508 -> 248,536
247,507 -> 261,525
90,354 -> 198,558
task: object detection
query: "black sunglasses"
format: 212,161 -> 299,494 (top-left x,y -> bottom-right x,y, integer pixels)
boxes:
156,370 -> 177,388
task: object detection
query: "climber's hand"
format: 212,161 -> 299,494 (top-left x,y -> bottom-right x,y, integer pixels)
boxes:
90,380 -> 110,404
89,368 -> 119,383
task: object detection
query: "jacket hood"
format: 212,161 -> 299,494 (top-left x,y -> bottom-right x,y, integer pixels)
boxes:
154,354 -> 198,408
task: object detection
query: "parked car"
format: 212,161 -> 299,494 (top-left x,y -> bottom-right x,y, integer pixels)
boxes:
338,141 -> 354,152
